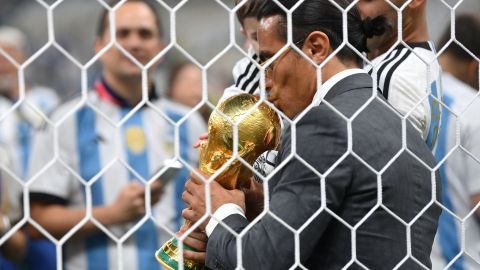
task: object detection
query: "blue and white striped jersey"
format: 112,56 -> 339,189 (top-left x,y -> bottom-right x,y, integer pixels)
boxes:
0,88 -> 60,270
0,87 -> 59,179
28,80 -> 207,270
366,42 -> 442,150
0,97 -> 28,180
431,73 -> 480,270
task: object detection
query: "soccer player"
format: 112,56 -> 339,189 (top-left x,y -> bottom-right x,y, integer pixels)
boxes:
357,0 -> 442,150
0,26 -> 60,177
28,1 -> 206,269
0,26 -> 59,270
431,13 -> 480,270
219,0 -> 264,102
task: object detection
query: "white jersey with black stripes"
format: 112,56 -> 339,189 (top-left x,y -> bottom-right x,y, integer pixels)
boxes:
219,47 -> 261,103
365,42 -> 442,150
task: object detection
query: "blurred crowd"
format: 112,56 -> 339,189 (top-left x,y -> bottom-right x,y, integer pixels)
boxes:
0,0 -> 479,269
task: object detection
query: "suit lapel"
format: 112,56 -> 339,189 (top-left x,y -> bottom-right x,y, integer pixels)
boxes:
323,73 -> 373,102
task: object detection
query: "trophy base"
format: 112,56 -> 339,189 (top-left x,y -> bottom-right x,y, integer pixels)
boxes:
155,238 -> 203,270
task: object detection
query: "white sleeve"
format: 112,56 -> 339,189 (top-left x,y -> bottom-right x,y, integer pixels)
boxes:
28,120 -> 77,201
231,52 -> 260,95
205,203 -> 246,237
388,70 -> 430,138
218,86 -> 246,104
232,56 -> 250,82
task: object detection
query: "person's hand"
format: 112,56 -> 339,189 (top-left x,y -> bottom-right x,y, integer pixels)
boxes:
181,171 -> 246,230
176,225 -> 207,264
109,181 -> 163,223
193,133 -> 208,148
243,177 -> 265,221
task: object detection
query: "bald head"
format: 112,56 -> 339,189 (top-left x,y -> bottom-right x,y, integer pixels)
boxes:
0,26 -> 27,98
0,26 -> 27,56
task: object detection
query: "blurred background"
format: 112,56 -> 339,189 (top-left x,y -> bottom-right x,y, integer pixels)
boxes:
0,0 -> 479,103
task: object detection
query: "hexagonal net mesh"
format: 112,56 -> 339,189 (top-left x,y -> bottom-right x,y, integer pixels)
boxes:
0,0 -> 479,269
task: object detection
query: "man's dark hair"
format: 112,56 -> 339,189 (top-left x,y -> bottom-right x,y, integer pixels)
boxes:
235,0 -> 265,26
437,13 -> 480,60
96,0 -> 163,38
257,0 -> 386,66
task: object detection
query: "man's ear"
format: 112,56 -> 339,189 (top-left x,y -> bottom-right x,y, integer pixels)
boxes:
240,27 -> 246,38
303,31 -> 330,65
94,38 -> 104,55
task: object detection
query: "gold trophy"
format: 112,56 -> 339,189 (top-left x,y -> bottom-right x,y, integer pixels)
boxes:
155,94 -> 281,270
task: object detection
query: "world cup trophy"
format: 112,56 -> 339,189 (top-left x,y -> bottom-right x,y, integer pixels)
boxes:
155,93 -> 281,270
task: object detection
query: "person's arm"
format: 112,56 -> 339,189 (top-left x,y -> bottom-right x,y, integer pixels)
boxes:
30,181 -> 162,239
0,214 -> 27,262
183,109 -> 352,269
388,70 -> 430,139
232,52 -> 260,95
30,203 -> 119,239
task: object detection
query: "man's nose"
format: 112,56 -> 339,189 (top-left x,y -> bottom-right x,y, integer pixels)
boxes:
122,33 -> 142,51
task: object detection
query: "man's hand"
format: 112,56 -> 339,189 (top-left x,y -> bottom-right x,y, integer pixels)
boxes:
109,181 -> 163,223
244,177 -> 265,221
181,171 -> 246,230
176,226 -> 207,264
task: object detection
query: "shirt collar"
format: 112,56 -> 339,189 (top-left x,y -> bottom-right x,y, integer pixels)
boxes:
94,76 -> 158,108
312,68 -> 366,106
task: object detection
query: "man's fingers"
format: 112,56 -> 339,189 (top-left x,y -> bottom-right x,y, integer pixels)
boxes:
182,208 -> 199,222
182,190 -> 194,205
182,234 -> 207,251
187,231 -> 208,243
183,250 -> 206,264
128,181 -> 145,195
189,171 -> 208,185
133,197 -> 144,208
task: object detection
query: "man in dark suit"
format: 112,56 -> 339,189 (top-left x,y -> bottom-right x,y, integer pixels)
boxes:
181,1 -> 441,269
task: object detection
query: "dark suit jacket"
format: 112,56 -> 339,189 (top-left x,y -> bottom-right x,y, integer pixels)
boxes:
206,73 -> 441,270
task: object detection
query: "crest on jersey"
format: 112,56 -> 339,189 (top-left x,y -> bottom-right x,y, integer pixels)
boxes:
125,127 -> 146,154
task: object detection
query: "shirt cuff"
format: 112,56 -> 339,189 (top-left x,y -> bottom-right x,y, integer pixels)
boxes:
205,203 -> 245,237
